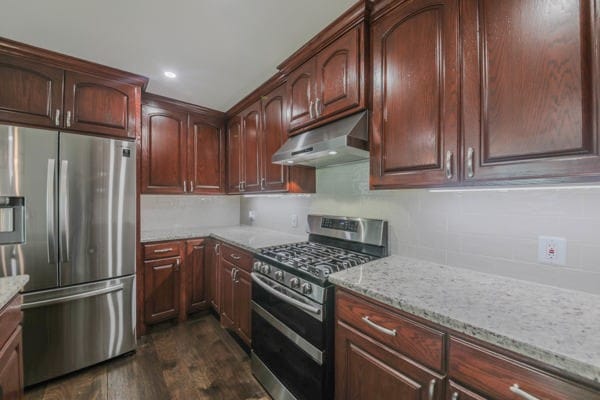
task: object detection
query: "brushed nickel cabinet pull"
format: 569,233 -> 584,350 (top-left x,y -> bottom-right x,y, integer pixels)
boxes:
445,150 -> 453,179
260,178 -> 265,191
230,253 -> 241,260
315,98 -> 321,117
510,384 -> 540,400
309,100 -> 315,119
190,180 -> 194,192
55,109 -> 61,126
154,248 -> 173,254
193,245 -> 203,250
183,181 -> 187,193
451,392 -> 459,400
361,316 -> 397,336
467,147 -> 474,178
428,379 -> 436,400
66,110 -> 72,127
214,243 -> 221,255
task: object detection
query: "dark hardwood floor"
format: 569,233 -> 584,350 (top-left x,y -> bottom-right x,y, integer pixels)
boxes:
25,314 -> 270,400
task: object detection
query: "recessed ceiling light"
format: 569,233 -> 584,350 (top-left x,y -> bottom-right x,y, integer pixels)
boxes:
164,71 -> 177,78
328,151 -> 338,155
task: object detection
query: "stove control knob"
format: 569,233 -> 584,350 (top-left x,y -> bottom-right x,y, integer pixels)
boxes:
261,264 -> 271,274
290,278 -> 300,289
301,283 -> 313,295
274,271 -> 284,281
253,261 -> 263,272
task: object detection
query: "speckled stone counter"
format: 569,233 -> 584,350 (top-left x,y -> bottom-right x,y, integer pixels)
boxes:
141,225 -> 307,252
0,275 -> 29,310
329,255 -> 600,384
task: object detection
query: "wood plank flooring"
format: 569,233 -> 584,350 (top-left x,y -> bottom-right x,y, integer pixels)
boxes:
25,314 -> 270,400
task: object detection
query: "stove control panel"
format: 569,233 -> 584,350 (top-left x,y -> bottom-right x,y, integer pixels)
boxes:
252,260 -> 324,303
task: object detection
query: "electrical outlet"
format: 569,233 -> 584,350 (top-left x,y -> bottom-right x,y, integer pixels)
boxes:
291,214 -> 298,228
538,236 -> 567,265
248,210 -> 256,222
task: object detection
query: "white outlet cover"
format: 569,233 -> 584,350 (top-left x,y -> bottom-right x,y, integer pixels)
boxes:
248,210 -> 256,221
538,236 -> 567,265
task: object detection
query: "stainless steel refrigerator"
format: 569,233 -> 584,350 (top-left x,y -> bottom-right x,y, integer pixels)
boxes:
0,125 -> 136,386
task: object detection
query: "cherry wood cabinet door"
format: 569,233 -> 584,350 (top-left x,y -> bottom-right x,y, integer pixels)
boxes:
141,104 -> 188,194
234,269 -> 252,346
226,116 -> 242,194
315,25 -> 362,120
370,0 -> 460,189
335,320 -> 443,400
0,55 -> 64,129
261,84 -> 288,192
64,71 -> 139,138
188,114 -> 225,194
241,102 -> 262,192
0,327 -> 23,400
205,239 -> 221,313
185,239 -> 207,314
143,257 -> 181,324
461,0 -> 600,183
286,59 -> 316,133
219,258 -> 235,329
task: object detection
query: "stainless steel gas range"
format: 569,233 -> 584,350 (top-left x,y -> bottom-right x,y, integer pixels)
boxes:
250,215 -> 388,400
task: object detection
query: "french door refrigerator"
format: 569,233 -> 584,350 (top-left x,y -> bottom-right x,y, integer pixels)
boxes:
0,125 -> 136,386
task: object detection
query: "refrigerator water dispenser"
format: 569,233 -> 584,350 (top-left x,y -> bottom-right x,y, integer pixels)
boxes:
0,196 -> 25,244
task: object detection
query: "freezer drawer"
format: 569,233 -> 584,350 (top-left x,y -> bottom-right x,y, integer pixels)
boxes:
21,275 -> 136,386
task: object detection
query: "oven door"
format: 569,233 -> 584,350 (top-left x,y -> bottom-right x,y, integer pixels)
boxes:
251,272 -> 327,349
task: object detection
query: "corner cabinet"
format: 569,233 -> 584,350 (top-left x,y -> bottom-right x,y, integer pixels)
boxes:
0,43 -> 145,139
141,94 -> 226,194
370,0 -> 600,189
370,0 -> 460,188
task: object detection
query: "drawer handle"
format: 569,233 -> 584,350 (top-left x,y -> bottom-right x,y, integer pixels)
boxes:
428,379 -> 436,400
230,253 -> 241,260
451,392 -> 459,400
193,245 -> 203,250
510,384 -> 540,400
154,248 -> 173,253
362,316 -> 397,337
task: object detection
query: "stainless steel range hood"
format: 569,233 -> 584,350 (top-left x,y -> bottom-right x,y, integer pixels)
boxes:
272,111 -> 368,168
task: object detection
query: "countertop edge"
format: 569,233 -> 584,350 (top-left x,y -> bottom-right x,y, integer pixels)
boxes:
0,275 -> 30,310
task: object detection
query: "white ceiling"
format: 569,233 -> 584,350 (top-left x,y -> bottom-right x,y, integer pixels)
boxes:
1,0 -> 356,111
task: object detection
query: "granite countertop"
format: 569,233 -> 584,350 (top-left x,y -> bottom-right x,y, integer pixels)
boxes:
0,275 -> 29,310
141,225 -> 308,252
329,255 -> 600,384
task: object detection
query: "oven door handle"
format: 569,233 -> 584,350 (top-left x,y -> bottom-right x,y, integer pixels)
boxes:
251,273 -> 321,315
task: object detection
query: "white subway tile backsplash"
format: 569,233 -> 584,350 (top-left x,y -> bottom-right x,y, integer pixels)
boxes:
240,161 -> 600,295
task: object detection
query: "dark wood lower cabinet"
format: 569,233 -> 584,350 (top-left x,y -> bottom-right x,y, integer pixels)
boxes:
205,239 -> 221,313
0,296 -> 23,400
219,258 -> 236,329
219,247 -> 252,346
234,269 -> 252,345
336,289 -> 600,400
335,320 -> 443,400
185,239 -> 208,314
143,256 -> 181,324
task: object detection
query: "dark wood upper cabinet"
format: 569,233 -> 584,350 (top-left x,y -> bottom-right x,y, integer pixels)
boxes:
241,102 -> 262,192
286,60 -> 316,132
370,0 -> 460,188
461,0 -> 600,183
285,27 -> 365,136
315,26 -> 362,120
188,113 -> 225,194
261,84 -> 288,192
64,71 -> 139,139
0,55 -> 64,128
227,116 -> 242,194
141,103 -> 188,194
141,94 -> 226,195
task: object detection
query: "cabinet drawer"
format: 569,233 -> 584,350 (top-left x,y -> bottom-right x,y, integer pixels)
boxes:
449,337 -> 600,400
336,290 -> 445,371
0,295 -> 22,349
143,241 -> 182,260
221,244 -> 252,272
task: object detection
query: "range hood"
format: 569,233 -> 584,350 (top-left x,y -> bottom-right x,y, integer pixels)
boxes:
272,111 -> 369,168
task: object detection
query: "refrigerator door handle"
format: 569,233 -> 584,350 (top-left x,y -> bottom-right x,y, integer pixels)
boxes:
46,159 -> 57,264
22,283 -> 124,309
59,160 -> 70,262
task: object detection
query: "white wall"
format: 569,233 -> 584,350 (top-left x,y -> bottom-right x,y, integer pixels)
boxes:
241,161 -> 600,295
141,195 -> 240,231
